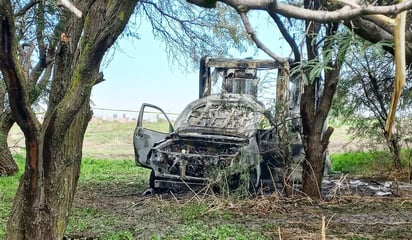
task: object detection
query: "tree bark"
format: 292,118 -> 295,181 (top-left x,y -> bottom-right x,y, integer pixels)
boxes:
0,0 -> 139,239
0,110 -> 17,176
301,131 -> 324,197
300,82 -> 324,199
344,16 -> 412,66
389,136 -> 402,169
0,148 -> 17,176
5,101 -> 91,239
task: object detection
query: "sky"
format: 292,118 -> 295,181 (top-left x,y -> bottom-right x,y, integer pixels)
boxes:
90,12 -> 290,120
91,32 -> 199,119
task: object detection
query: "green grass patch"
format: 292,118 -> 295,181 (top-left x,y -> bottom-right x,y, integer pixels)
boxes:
79,157 -> 149,184
0,154 -> 24,238
66,206 -> 137,239
156,221 -> 270,240
331,149 -> 412,176
331,151 -> 378,174
0,156 -> 150,239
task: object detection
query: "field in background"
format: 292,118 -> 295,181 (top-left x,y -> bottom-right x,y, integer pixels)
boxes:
8,117 -> 355,160
3,119 -> 412,239
82,118 -> 136,160
8,118 -> 138,161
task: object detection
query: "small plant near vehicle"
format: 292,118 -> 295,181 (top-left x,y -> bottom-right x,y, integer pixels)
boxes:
208,152 -> 257,200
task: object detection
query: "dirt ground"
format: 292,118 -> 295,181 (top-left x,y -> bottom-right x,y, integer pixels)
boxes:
68,175 -> 412,239
64,122 -> 412,239
8,120 -> 412,239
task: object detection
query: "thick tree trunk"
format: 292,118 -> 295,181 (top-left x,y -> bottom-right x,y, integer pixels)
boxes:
0,144 -> 18,176
300,83 -> 324,199
389,137 -> 402,169
0,114 -> 19,179
5,100 -> 91,239
301,133 -> 323,197
0,1 -> 138,239
0,68 -> 17,176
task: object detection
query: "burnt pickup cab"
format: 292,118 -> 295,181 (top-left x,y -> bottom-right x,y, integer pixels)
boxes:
134,93 -> 303,193
133,57 -> 303,193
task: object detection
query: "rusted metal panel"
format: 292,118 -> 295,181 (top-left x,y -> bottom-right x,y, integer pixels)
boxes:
206,57 -> 280,70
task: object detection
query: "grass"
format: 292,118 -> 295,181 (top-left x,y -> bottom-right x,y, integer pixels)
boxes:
168,222 -> 271,240
0,154 -> 24,237
82,120 -> 136,160
79,157 -> 149,184
331,149 -> 412,179
331,151 -> 379,174
0,155 -> 276,239
1,154 -> 411,239
2,121 -> 412,239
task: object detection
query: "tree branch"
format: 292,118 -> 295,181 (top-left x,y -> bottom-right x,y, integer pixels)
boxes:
186,0 -> 217,8
56,0 -> 83,18
0,12 -> 40,135
238,11 -> 288,63
14,0 -> 41,17
385,0 -> 407,140
188,0 -> 412,22
267,11 -> 301,62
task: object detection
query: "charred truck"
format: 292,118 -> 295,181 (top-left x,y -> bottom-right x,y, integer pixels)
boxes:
133,56 -> 303,194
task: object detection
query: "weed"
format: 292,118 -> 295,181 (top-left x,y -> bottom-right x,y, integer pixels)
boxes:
159,221 -> 269,240
331,150 -> 412,178
181,202 -> 207,222
3,122 -> 412,239
103,230 -> 135,240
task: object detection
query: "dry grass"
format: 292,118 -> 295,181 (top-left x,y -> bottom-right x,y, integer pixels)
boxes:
8,118 -> 136,160
7,119 -> 412,239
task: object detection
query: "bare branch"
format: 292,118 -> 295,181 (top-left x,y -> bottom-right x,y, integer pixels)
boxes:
385,0 -> 407,139
238,11 -> 288,63
267,11 -> 301,62
56,0 -> 82,18
189,0 -> 412,22
14,0 -> 41,17
186,0 -> 217,8
275,3 -> 407,22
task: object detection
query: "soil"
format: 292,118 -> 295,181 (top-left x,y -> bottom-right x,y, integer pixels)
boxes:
9,121 -> 411,239
68,176 -> 412,240
64,122 -> 412,239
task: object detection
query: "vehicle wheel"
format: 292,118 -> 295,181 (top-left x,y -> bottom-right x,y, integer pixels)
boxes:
149,169 -> 155,189
142,170 -> 156,196
248,165 -> 262,194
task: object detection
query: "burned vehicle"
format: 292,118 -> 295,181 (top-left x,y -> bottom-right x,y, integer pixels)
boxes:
134,57 -> 303,193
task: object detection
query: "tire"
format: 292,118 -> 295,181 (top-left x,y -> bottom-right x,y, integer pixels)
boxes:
149,169 -> 155,189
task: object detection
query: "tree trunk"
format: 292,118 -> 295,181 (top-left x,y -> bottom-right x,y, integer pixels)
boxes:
0,1 -> 138,239
389,136 -> 402,169
301,133 -> 323,197
298,16 -> 340,199
300,83 -> 324,199
0,144 -> 18,176
5,101 -> 91,239
0,111 -> 17,176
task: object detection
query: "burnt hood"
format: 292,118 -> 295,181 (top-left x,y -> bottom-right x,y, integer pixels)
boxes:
174,94 -> 265,139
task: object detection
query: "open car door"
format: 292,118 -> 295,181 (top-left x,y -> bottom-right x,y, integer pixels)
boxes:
133,103 -> 174,168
